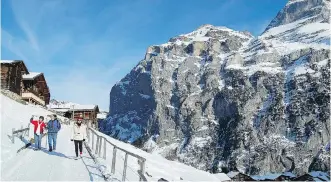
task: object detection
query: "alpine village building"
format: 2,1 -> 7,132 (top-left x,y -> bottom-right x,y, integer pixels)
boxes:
48,100 -> 100,128
1,60 -> 50,106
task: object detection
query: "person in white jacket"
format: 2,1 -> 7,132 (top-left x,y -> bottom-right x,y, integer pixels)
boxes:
71,118 -> 87,159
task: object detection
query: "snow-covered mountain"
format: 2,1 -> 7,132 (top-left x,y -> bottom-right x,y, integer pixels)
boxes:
48,99 -> 78,109
102,0 -> 330,176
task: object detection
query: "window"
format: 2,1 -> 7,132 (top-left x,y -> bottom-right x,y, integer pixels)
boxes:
84,112 -> 90,119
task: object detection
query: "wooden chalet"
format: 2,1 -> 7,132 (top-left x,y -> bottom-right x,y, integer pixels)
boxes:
49,103 -> 100,128
227,171 -> 255,181
71,105 -> 99,120
1,60 -> 29,95
293,174 -> 320,181
293,172 -> 330,181
22,72 -> 50,106
251,172 -> 296,181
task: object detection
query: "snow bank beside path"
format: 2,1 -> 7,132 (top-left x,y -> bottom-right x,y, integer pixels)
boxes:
87,128 -> 230,181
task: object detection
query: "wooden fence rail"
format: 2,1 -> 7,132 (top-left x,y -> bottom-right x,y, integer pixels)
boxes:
11,126 -> 29,144
86,127 -> 147,181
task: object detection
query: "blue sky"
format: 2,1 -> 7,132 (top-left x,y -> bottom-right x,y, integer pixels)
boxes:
1,0 -> 288,111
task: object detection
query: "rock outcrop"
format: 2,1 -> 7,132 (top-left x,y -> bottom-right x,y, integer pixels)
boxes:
100,0 -> 330,176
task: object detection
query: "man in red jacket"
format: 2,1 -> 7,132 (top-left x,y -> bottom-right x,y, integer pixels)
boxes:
30,115 -> 46,150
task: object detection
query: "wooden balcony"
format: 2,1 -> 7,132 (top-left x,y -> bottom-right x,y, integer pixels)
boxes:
21,92 -> 45,106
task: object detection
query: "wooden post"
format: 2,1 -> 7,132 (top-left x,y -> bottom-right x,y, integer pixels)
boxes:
139,159 -> 146,181
111,147 -> 117,174
98,137 -> 102,157
20,125 -> 23,139
95,136 -> 99,155
103,138 -> 107,159
92,132 -> 95,150
12,128 -> 15,144
122,153 -> 128,181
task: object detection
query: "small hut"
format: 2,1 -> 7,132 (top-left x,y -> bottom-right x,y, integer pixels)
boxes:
293,172 -> 330,181
227,171 -> 255,181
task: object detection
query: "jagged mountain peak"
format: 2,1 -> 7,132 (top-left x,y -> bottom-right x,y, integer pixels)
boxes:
157,24 -> 254,48
103,0 -> 330,176
264,0 -> 330,32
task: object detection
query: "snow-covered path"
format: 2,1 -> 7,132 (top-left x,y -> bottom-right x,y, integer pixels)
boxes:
1,125 -> 105,181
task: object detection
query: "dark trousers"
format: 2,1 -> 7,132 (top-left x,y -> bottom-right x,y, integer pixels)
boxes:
48,133 -> 58,150
74,140 -> 83,157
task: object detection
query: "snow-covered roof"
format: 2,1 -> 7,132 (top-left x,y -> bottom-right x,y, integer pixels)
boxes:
309,171 -> 330,181
0,60 -> 16,63
50,108 -> 70,113
252,173 -> 281,180
48,102 -> 98,111
22,72 -> 42,80
72,104 -> 97,110
283,172 -> 296,178
227,171 -> 240,178
97,113 -> 107,119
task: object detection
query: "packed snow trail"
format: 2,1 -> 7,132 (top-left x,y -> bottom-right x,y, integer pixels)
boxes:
1,125 -> 105,181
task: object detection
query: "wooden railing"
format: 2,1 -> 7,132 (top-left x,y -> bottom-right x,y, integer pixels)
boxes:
22,92 -> 45,105
11,126 -> 29,144
86,127 -> 147,181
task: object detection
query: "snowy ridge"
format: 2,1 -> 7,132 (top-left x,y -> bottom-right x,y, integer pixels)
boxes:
159,24 -> 253,47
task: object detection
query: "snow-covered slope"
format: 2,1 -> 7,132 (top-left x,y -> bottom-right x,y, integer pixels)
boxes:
1,93 -> 230,181
0,93 -> 104,181
88,128 -> 230,181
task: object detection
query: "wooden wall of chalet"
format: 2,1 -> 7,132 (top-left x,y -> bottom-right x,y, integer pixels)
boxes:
73,110 -> 97,121
22,74 -> 50,105
1,63 -> 27,95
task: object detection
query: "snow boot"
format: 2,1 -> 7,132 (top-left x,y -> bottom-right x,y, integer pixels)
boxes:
49,146 -> 52,152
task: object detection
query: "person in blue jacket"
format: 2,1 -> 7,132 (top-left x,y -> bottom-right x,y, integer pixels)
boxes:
46,114 -> 61,152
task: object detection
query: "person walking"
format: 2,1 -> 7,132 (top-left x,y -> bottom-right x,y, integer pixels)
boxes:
30,115 -> 46,150
47,114 -> 61,152
71,118 -> 87,159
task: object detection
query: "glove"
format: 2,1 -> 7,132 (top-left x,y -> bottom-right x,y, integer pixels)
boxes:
83,139 -> 85,141
71,139 -> 73,141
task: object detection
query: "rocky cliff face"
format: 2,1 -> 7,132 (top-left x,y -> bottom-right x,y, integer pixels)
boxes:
101,0 -> 330,175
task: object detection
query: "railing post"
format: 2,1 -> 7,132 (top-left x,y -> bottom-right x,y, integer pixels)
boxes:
111,146 -> 117,174
12,128 -> 15,144
92,131 -> 95,150
95,136 -> 99,155
103,138 -> 106,159
98,137 -> 102,157
139,159 -> 146,181
20,125 -> 23,139
122,153 -> 128,181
